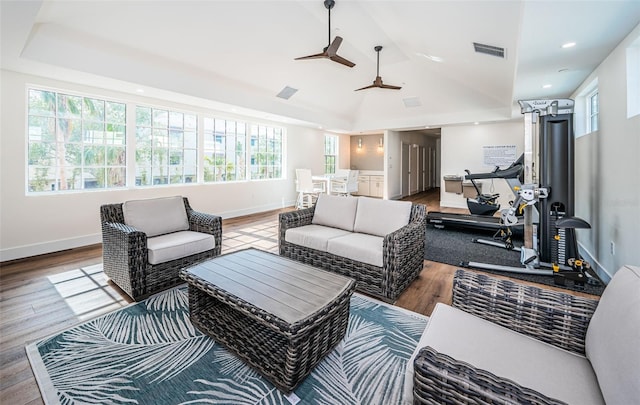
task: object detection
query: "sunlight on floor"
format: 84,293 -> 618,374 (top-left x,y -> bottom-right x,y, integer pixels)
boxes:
43,218 -> 281,322
47,264 -> 128,321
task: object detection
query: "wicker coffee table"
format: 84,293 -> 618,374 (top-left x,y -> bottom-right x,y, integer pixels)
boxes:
180,248 -> 356,393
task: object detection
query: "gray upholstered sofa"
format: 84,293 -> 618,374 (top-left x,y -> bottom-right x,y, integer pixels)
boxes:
100,196 -> 222,301
405,266 -> 640,405
279,193 -> 426,302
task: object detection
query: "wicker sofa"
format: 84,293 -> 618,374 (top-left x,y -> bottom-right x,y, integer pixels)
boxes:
100,196 -> 222,301
279,193 -> 426,303
407,266 -> 640,405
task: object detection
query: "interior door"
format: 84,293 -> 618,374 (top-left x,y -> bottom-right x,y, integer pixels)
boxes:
401,143 -> 410,197
410,145 -> 419,195
419,146 -> 425,192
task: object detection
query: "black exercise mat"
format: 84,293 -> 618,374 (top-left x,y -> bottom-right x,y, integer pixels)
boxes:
424,224 -> 604,296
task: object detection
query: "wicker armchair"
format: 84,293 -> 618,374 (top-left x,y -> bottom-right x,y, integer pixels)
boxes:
100,197 -> 222,301
411,268 -> 640,405
279,202 -> 426,303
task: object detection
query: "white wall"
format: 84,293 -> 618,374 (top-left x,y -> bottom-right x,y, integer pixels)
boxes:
440,121 -> 524,210
572,23 -> 640,278
0,70 -> 326,261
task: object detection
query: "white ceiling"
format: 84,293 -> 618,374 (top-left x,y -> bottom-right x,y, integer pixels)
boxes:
2,0 -> 640,133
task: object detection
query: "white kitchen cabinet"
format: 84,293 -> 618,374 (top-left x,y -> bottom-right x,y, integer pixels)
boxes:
356,175 -> 370,196
370,175 -> 384,197
355,175 -> 384,197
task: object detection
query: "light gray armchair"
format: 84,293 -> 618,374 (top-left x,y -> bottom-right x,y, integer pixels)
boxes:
410,266 -> 639,405
100,196 -> 222,301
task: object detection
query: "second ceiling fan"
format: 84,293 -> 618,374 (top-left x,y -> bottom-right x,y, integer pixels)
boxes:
355,46 -> 402,91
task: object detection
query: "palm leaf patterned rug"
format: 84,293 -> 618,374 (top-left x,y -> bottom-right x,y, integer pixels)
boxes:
27,286 -> 428,405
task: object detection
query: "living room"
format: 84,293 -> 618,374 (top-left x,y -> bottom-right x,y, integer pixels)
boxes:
1,1 -> 639,404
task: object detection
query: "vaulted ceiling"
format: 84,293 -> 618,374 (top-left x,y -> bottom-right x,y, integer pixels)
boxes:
2,1 -> 640,133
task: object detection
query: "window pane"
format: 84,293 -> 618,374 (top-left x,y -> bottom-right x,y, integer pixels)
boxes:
83,98 -> 105,121
136,107 -> 152,126
29,89 -> 56,117
29,116 -> 56,142
106,101 -> 126,124
59,119 -> 82,143
58,94 -> 82,119
153,109 -> 168,128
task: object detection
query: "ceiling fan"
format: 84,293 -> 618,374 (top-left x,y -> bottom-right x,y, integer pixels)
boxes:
295,0 -> 355,68
355,45 -> 402,91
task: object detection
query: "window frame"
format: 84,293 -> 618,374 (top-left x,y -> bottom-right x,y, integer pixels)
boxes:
324,134 -> 338,174
26,87 -> 127,193
587,89 -> 599,133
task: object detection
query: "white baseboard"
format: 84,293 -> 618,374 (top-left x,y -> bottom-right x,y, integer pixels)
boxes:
1,234 -> 102,262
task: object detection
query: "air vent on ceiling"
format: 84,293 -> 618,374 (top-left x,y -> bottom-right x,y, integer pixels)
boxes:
473,42 -> 506,58
403,97 -> 422,108
276,86 -> 298,100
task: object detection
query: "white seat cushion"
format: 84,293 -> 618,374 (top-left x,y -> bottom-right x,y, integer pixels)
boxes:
123,196 -> 189,237
285,225 -> 352,252
404,303 -> 604,405
312,194 -> 359,232
585,265 -> 640,405
326,232 -> 383,267
353,197 -> 412,237
147,231 -> 214,265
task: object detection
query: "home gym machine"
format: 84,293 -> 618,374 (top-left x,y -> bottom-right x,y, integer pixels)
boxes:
462,99 -> 601,287
426,156 -> 525,232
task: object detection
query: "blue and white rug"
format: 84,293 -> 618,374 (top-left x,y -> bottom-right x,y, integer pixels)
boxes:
26,287 -> 428,405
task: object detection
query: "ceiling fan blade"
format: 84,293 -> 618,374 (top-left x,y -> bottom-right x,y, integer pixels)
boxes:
354,84 -> 378,91
330,54 -> 356,68
326,36 -> 343,56
295,52 -> 328,61
380,83 -> 402,90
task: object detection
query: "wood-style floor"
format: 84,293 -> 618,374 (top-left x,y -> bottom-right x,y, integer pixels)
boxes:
0,188 -> 594,404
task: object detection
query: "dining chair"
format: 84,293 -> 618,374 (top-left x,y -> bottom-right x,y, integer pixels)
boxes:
331,170 -> 359,196
295,168 -> 325,209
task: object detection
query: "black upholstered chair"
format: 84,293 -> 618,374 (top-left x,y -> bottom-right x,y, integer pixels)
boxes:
100,197 -> 222,301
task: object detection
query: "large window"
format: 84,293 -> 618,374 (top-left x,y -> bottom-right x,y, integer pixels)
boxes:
28,88 -> 286,192
324,135 -> 338,174
249,125 -> 283,180
135,107 -> 197,186
27,89 -> 126,192
587,89 -> 599,133
203,118 -> 246,182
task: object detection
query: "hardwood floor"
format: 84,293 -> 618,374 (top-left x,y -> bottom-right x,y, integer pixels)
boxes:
0,188 -> 594,404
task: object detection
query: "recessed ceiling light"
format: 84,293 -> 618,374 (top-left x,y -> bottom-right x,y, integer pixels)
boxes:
542,84 -> 552,89
474,122 -> 479,125
135,88 -> 144,93
425,126 -> 430,129
562,42 -> 576,48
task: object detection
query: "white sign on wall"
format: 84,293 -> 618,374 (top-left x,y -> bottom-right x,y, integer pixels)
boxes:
483,145 -> 517,167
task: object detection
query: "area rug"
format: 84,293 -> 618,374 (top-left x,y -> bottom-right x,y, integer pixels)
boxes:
26,287 -> 428,405
425,224 -> 605,295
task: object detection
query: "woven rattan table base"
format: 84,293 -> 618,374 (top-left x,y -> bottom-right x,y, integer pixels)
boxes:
181,249 -> 355,393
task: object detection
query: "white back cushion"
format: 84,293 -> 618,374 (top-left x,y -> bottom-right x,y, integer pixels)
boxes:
312,194 -> 359,232
122,196 -> 189,237
353,197 -> 412,237
585,265 -> 640,405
